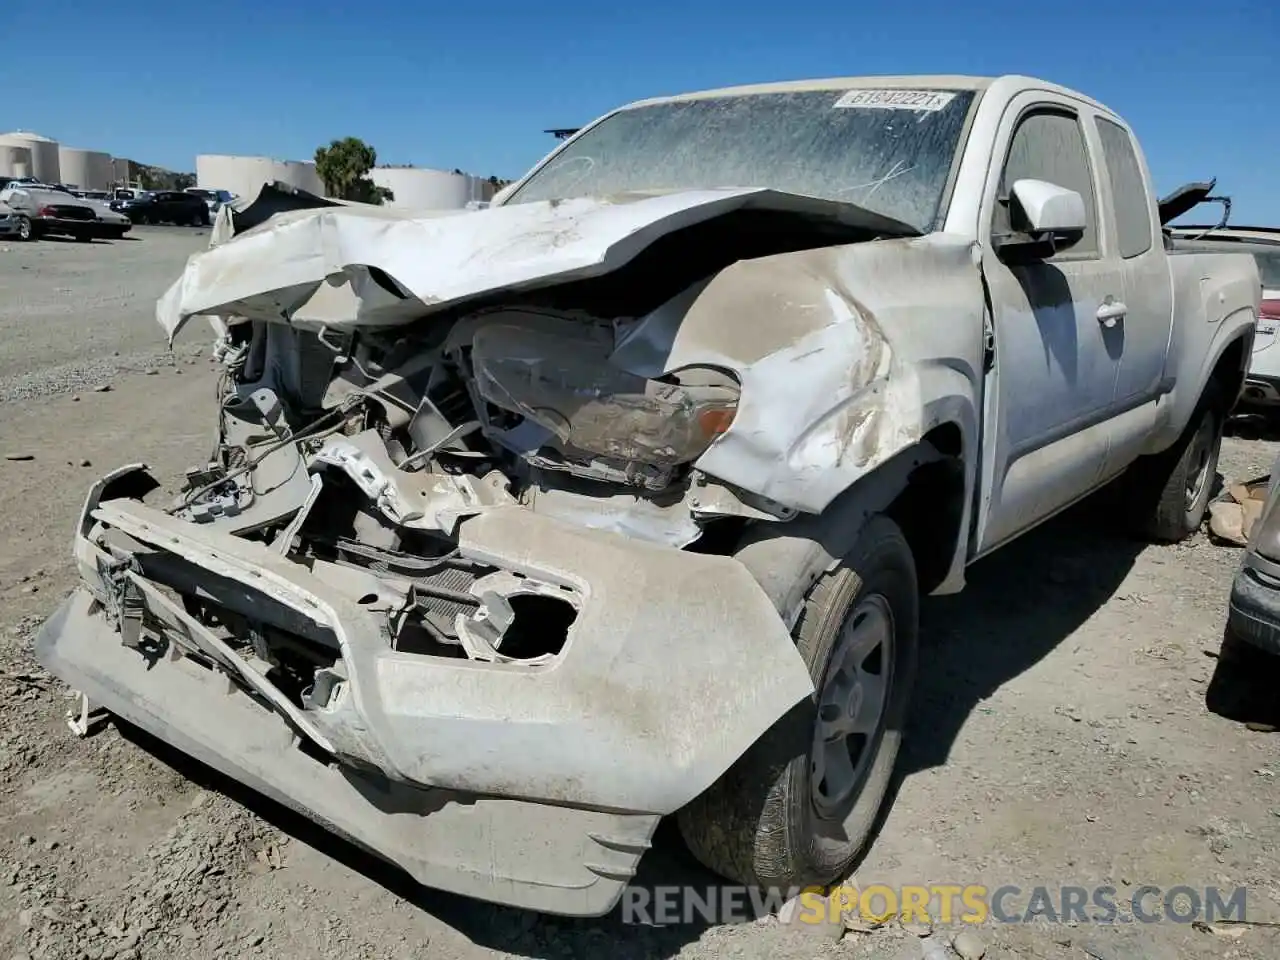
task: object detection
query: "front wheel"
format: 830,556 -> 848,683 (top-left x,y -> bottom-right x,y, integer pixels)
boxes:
677,514 -> 918,890
15,216 -> 32,241
1124,389 -> 1224,542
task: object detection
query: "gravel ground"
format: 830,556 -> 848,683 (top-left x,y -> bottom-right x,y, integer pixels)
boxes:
0,231 -> 1278,960
0,227 -> 210,403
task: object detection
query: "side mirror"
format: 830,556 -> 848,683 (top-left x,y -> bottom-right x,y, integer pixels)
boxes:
1012,179 -> 1086,234
993,179 -> 1087,263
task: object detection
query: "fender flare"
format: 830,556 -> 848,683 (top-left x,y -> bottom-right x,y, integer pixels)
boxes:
1147,316 -> 1254,455
733,439 -> 949,631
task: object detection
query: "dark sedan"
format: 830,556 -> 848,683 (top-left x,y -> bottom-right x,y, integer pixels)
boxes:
111,191 -> 211,226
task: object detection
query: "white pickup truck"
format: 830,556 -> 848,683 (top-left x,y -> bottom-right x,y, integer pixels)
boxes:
36,75 -> 1260,917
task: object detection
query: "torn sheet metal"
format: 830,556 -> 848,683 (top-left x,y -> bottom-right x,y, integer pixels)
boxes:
610,233 -> 984,513
312,429 -> 515,536
72,494 -> 814,814
160,180 -> 980,519
155,188 -> 917,341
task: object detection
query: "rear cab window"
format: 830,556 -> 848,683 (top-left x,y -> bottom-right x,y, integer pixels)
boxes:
1094,116 -> 1153,258
1254,252 -> 1280,289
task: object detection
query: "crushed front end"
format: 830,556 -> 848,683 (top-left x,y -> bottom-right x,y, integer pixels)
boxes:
35,301 -> 814,916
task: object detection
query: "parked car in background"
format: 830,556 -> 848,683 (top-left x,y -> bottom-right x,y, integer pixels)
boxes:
1169,224 -> 1280,414
0,202 -> 23,238
0,182 -> 132,241
184,187 -> 236,217
111,190 -> 210,226
1227,451 -> 1280,658
0,176 -> 41,192
26,182 -> 136,233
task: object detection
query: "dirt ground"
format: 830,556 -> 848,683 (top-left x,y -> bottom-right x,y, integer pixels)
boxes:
0,230 -> 1277,960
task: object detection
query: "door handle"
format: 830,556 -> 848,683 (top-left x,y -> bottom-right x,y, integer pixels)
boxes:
1096,299 -> 1127,327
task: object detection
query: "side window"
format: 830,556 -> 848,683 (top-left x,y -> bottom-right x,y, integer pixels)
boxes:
993,109 -> 1098,258
1255,252 -> 1280,289
1095,117 -> 1152,258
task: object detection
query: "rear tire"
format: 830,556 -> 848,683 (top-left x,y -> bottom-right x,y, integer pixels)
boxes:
677,514 -> 918,890
15,216 -> 32,241
1124,386 -> 1225,542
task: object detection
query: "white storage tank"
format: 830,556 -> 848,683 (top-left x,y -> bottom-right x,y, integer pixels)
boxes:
196,155 -> 324,201
58,147 -> 113,190
0,132 -> 60,183
370,167 -> 486,210
0,145 -> 33,179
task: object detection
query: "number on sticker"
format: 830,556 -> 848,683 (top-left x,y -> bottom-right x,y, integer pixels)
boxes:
833,89 -> 956,112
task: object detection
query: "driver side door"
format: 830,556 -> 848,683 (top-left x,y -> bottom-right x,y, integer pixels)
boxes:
973,95 -> 1126,555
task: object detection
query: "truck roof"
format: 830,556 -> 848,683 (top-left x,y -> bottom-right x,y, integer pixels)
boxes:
623,74 -> 1110,114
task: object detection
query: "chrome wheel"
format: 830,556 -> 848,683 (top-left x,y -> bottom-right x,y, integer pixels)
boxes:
811,593 -> 894,819
16,216 -> 31,241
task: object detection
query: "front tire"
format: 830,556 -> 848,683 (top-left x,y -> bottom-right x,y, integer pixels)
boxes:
1125,387 -> 1224,542
677,514 -> 918,890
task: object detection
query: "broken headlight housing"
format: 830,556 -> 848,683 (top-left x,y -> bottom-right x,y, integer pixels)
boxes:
470,322 -> 738,481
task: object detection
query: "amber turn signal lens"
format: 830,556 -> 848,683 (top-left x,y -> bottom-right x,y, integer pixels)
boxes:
696,405 -> 737,440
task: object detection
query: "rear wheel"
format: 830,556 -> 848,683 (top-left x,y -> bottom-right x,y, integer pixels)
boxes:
677,515 -> 918,890
15,216 -> 32,241
1124,387 -> 1224,542
74,231 -> 91,243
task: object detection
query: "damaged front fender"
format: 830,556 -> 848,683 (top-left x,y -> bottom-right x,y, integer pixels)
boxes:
613,233 -> 986,515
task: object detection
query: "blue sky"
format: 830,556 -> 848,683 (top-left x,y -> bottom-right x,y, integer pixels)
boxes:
3,0 -> 1276,221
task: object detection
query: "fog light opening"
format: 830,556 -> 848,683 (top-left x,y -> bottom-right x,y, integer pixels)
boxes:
494,594 -> 577,661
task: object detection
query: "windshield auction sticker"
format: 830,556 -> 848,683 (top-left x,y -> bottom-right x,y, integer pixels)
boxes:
833,89 -> 956,111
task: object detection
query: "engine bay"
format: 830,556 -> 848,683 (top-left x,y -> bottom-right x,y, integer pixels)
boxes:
158,308 -> 777,677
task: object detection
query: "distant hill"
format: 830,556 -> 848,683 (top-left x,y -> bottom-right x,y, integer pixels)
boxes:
115,158 -> 195,191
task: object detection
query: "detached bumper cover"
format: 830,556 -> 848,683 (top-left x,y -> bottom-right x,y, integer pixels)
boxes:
36,591 -> 658,916
35,466 -> 813,914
